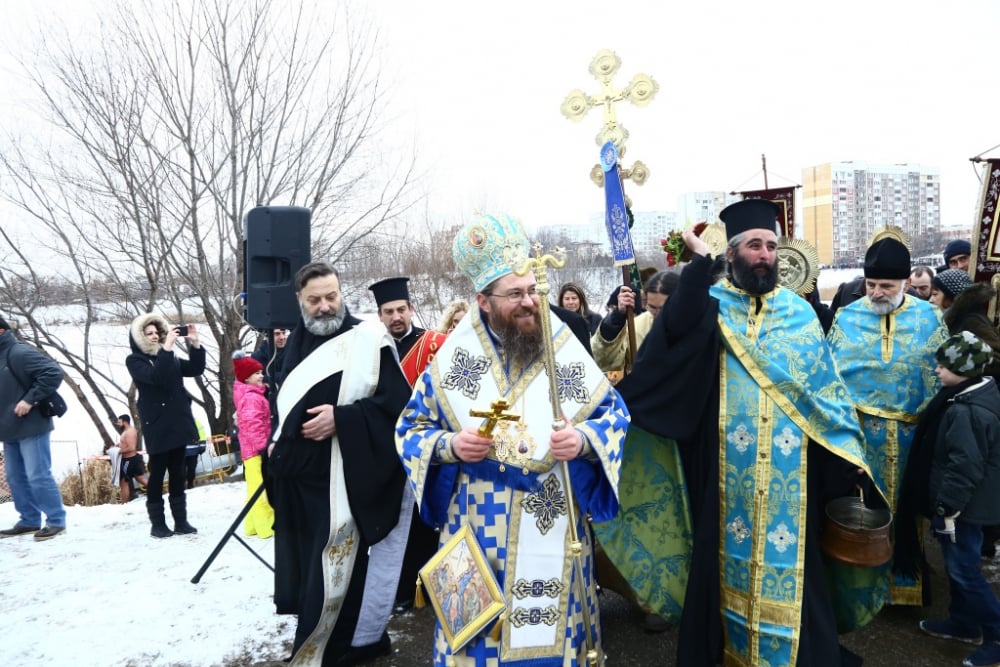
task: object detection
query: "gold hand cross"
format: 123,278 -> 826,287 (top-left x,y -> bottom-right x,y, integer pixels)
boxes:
469,398 -> 520,438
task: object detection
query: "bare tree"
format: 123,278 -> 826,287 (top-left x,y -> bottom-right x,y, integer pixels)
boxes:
334,201 -> 471,329
0,0 -> 418,445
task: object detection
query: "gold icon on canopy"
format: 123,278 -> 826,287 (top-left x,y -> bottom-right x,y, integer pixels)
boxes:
777,238 -> 821,296
868,225 -> 911,250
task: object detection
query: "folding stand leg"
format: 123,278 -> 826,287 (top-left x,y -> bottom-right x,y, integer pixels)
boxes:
190,484 -> 272,583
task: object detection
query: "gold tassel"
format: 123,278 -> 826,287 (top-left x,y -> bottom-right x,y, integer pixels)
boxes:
414,577 -> 426,609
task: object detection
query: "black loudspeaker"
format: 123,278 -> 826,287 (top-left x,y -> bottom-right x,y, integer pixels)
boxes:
243,206 -> 311,329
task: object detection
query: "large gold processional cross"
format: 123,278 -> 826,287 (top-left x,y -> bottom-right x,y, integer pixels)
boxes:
560,49 -> 658,192
561,50 -> 658,377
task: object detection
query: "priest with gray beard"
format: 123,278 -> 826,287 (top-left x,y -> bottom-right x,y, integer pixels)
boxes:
827,237 -> 948,616
267,261 -> 412,667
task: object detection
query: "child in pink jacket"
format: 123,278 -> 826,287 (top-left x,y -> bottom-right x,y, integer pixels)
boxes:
233,352 -> 274,539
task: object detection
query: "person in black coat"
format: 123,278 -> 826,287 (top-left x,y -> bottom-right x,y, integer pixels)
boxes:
252,328 -> 288,389
126,313 -> 206,538
550,302 -> 594,356
268,262 -> 410,665
939,279 -> 1000,556
896,332 -> 1000,663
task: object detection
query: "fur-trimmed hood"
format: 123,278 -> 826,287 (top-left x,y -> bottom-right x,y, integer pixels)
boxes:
129,313 -> 172,356
945,282 -> 997,331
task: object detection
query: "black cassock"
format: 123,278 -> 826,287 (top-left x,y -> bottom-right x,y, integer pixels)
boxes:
269,312 -> 411,663
617,254 -> 864,667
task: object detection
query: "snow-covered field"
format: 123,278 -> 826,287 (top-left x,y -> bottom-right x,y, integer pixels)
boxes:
0,481 -> 295,667
816,268 -> 864,291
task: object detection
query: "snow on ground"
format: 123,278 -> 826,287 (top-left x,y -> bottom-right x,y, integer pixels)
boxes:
0,482 -> 294,667
816,268 -> 864,291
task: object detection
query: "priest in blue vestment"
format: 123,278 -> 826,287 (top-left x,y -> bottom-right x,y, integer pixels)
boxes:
827,237 -> 947,615
617,199 -> 881,667
396,212 -> 629,667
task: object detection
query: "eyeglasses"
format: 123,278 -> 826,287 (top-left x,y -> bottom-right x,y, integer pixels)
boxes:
486,287 -> 539,303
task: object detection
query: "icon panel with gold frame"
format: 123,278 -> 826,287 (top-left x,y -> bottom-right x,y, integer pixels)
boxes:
418,524 -> 506,652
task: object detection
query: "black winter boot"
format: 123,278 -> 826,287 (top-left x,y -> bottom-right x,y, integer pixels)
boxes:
169,495 -> 198,535
147,500 -> 173,539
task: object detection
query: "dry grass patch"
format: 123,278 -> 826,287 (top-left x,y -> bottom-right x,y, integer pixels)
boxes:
60,459 -> 118,506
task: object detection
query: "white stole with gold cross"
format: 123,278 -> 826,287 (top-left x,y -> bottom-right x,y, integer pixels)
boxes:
275,321 -> 396,666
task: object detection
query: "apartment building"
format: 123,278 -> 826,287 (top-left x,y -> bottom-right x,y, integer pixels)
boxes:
802,161 -> 941,266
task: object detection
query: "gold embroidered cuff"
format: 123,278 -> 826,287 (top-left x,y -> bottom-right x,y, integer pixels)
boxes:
433,433 -> 460,463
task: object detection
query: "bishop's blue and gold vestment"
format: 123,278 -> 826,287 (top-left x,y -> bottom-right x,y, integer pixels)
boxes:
396,309 -> 628,667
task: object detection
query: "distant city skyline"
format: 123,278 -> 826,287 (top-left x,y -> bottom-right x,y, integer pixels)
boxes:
535,157 -> 971,263
804,161 -> 943,265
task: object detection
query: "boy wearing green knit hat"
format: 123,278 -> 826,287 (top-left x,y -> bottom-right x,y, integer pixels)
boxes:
908,331 -> 1000,666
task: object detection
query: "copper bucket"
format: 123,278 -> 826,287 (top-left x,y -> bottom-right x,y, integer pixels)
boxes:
821,489 -> 892,567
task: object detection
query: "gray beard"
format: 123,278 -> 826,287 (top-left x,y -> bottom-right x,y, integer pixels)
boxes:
870,291 -> 904,315
302,305 -> 346,337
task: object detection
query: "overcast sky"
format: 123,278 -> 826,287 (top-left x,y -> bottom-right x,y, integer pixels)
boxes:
3,0 -> 998,234
371,0 -> 1000,232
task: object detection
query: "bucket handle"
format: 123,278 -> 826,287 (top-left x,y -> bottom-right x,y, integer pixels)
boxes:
855,484 -> 864,525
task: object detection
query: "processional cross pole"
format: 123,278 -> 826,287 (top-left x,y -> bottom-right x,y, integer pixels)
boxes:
561,50 -> 658,375
513,243 -> 600,666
